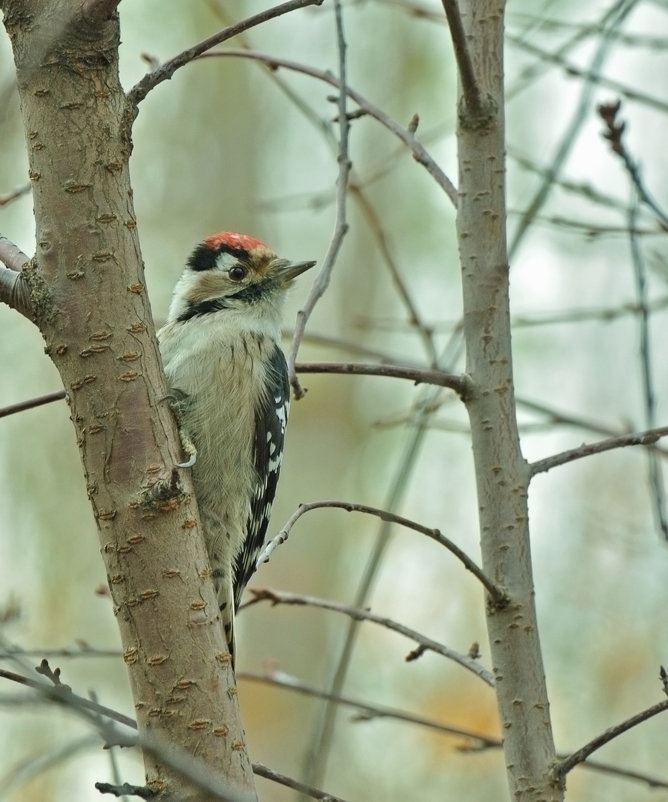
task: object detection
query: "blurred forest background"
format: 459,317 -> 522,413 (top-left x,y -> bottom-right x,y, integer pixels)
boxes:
1,0 -> 667,800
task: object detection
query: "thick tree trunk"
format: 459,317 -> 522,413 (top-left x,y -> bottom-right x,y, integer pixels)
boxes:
1,2 -> 256,799
455,2 -> 563,800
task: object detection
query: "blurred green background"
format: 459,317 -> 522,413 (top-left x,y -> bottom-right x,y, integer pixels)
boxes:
1,1 -> 667,800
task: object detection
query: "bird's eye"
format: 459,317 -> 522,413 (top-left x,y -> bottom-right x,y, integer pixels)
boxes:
228,265 -> 247,282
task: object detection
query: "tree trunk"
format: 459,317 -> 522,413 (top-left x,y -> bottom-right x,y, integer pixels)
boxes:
455,2 -> 563,800
1,2 -> 256,799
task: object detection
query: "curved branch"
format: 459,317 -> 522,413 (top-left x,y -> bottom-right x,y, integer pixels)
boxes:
198,49 -> 457,204
125,0 -> 324,111
259,500 -> 506,604
245,588 -> 496,686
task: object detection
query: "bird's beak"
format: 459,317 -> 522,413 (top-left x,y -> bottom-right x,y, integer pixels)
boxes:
271,258 -> 317,285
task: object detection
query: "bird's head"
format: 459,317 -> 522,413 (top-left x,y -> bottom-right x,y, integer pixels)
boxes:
167,231 -> 315,324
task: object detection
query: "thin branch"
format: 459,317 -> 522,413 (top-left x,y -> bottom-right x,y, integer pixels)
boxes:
349,182 -> 440,368
0,364 -> 467,418
440,0 -> 486,120
0,184 -> 31,207
0,665 -> 347,801
95,781 -> 155,799
239,669 -> 499,746
199,49 -> 457,203
301,334 -> 464,791
0,390 -> 66,420
259,500 -> 506,604
2,665 -> 340,801
253,764 -> 351,802
529,425 -> 668,477
0,643 -> 120,659
295,361 -> 468,396
597,101 -> 668,227
507,0 -> 636,258
245,589 -> 496,686
556,698 -> 668,778
628,199 -> 668,536
125,0 -> 324,110
241,668 -> 668,787
518,397 -> 668,456
288,0 -> 351,398
509,31 -> 668,116
0,667 -> 137,730
0,735 -> 99,799
597,99 -> 668,536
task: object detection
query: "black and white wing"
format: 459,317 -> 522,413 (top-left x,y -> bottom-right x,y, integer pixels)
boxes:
232,344 -> 290,607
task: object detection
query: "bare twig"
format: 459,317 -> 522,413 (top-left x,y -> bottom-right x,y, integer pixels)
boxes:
35,658 -> 71,691
0,642 -> 120,660
556,698 -> 668,778
518,397 -> 668,456
0,390 -> 66,420
1,664 -> 338,801
0,184 -> 31,207
287,0 -> 351,397
0,667 -> 137,730
349,184 -> 439,367
529,425 -> 668,477
199,49 -> 457,203
509,33 -> 668,116
125,0 -> 324,111
0,736 -> 100,799
239,668 -> 499,746
253,763 -> 351,802
596,100 -> 668,536
295,361 -> 468,396
95,781 -> 156,799
260,500 -> 506,604
241,667 -> 668,786
245,588 -> 495,686
507,0 -> 636,258
301,334 -> 464,790
0,365 -> 465,419
628,200 -> 668,536
598,101 -> 668,227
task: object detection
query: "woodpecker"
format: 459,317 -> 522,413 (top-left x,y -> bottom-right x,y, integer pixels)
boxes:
157,231 -> 315,663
